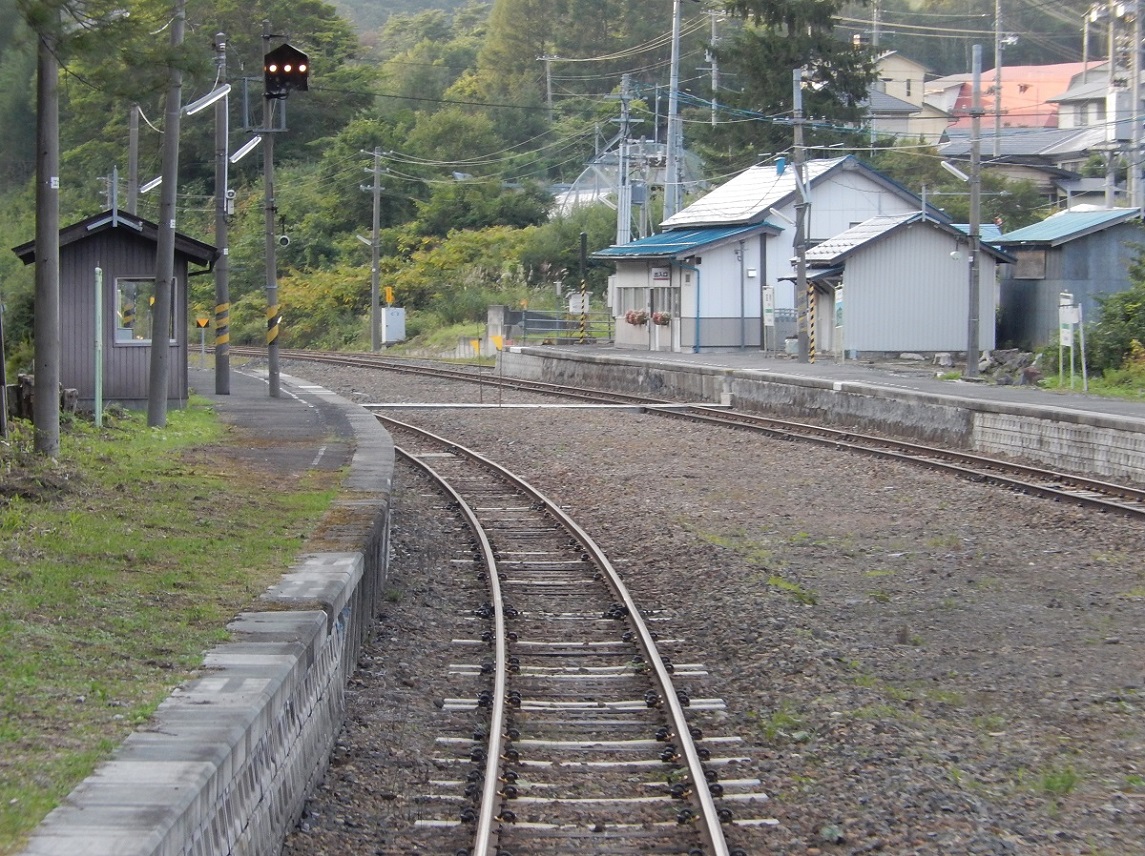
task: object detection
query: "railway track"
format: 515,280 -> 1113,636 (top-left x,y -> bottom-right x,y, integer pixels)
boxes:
381,415 -> 774,855
234,346 -> 1145,519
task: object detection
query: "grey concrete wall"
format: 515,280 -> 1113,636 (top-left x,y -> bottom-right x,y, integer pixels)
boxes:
501,347 -> 1145,486
19,395 -> 394,856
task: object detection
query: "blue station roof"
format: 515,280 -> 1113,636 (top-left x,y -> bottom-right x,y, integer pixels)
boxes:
997,207 -> 1142,247
593,223 -> 775,260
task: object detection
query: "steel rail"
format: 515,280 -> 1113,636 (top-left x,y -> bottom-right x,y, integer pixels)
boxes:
380,414 -> 731,856
393,445 -> 508,856
250,347 -> 1145,516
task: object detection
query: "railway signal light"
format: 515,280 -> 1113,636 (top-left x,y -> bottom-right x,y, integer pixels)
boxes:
263,43 -> 309,98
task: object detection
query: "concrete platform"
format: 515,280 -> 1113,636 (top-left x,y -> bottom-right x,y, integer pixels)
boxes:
18,365 -> 394,856
500,346 -> 1145,485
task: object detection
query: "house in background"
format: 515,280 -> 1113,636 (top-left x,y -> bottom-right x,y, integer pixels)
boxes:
801,213 -> 1013,358
995,207 -> 1143,349
12,209 -> 217,409
871,52 -> 951,143
594,156 -> 948,352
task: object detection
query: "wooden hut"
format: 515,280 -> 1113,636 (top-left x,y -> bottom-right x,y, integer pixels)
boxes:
12,209 -> 217,409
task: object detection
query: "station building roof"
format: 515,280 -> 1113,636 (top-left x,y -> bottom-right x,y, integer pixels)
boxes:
592,223 -> 777,260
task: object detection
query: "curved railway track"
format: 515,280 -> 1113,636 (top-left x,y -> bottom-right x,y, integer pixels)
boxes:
382,415 -> 773,855
232,346 -> 1145,519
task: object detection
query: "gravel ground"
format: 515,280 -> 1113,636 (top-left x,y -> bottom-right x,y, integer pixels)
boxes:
280,361 -> 1145,856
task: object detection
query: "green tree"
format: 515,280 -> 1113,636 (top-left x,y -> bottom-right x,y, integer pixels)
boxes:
1085,250 -> 1145,373
693,0 -> 877,171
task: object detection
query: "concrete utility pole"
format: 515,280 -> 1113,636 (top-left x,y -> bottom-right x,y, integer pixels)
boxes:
793,68 -> 811,365
33,10 -> 61,455
363,147 -> 384,350
993,0 -> 1002,158
966,45 -> 983,380
127,104 -> 140,214
616,75 -> 633,246
663,0 -> 683,221
539,55 -> 557,123
1132,0 -> 1143,208
147,0 -> 186,428
708,11 -> 719,127
213,33 -> 231,394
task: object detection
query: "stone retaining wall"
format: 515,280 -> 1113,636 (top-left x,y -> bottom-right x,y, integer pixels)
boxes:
501,347 -> 1145,486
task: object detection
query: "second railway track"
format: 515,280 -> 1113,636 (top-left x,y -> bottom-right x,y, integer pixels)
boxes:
234,346 -> 1145,518
382,415 -> 774,855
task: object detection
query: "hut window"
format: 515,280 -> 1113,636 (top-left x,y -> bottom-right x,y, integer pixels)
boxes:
115,278 -> 177,344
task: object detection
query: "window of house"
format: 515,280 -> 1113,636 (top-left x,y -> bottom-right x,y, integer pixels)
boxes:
115,277 -> 177,344
1012,249 -> 1046,280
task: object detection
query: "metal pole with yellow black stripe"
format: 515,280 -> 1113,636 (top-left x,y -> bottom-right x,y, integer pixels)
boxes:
808,281 -> 816,363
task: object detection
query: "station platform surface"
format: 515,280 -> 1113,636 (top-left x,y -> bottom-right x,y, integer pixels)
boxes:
533,345 -> 1145,423
187,362 -> 358,479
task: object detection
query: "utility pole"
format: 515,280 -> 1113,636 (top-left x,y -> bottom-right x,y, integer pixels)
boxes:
127,104 -> 140,214
147,0 -> 185,428
1132,0 -> 1142,208
213,33 -> 231,394
708,11 -> 719,127
793,68 -> 810,365
616,74 -> 633,246
33,9 -> 61,455
362,147 -> 384,350
539,55 -> 557,123
993,0 -> 1002,159
967,45 -> 983,380
663,0 -> 683,221
1107,0 -> 1118,208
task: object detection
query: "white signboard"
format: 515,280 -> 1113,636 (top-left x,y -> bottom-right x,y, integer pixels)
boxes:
762,286 -> 776,328
568,293 -> 589,314
651,266 -> 671,283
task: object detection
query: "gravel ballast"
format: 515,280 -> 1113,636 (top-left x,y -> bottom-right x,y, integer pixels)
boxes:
280,361 -> 1145,856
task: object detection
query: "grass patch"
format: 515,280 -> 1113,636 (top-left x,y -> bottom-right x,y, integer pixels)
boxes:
767,574 -> 818,605
750,704 -> 812,743
0,404 -> 339,853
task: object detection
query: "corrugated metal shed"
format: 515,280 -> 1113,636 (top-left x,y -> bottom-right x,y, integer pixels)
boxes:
806,213 -> 1014,264
997,207 -> 1142,246
592,224 -> 773,259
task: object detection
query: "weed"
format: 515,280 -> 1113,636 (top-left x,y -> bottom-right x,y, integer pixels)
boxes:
1041,766 -> 1079,796
384,588 -> 402,603
869,590 -> 891,603
767,574 -> 817,605
750,705 -> 811,743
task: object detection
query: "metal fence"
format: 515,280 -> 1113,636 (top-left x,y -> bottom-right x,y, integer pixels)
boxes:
501,309 -> 615,345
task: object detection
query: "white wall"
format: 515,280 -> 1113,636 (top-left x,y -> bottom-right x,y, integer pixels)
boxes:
844,225 -> 997,353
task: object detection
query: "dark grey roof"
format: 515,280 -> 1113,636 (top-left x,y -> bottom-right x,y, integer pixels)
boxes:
13,209 -> 217,266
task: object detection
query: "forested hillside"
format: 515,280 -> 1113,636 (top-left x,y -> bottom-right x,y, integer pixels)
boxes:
0,0 -> 1093,370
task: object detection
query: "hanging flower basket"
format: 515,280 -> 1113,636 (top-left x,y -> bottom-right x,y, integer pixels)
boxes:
625,309 -> 648,326
651,311 -> 671,326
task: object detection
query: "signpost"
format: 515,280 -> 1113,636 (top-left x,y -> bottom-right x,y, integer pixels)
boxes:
761,285 -> 775,353
1058,292 -> 1088,392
